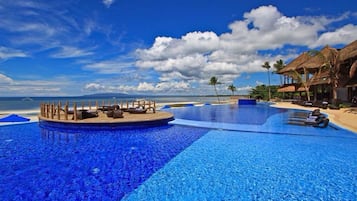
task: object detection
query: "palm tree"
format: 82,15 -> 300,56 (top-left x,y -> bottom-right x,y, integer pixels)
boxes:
209,76 -> 221,103
261,61 -> 271,101
273,59 -> 285,85
228,84 -> 237,96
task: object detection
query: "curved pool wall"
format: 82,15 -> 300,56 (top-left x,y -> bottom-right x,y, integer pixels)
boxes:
39,116 -> 174,131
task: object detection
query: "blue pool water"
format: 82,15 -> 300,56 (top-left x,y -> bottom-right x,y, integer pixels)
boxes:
1,104 -> 357,200
165,103 -> 287,125
0,123 -> 208,200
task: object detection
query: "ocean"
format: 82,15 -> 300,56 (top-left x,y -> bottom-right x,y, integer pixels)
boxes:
0,95 -> 230,114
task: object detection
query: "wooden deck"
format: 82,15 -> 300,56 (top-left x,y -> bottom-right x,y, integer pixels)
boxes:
39,110 -> 174,124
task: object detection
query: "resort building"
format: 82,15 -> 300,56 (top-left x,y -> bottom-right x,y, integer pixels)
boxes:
277,40 -> 357,104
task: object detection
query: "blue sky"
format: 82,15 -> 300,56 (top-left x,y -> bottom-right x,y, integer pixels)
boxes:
0,0 -> 356,97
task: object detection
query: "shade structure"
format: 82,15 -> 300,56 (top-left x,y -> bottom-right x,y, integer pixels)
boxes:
277,85 -> 306,92
338,40 -> 357,62
0,114 -> 30,122
278,52 -> 312,74
277,85 -> 296,92
300,46 -> 338,71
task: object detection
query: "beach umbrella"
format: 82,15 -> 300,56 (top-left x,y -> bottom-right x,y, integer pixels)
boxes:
0,114 -> 30,122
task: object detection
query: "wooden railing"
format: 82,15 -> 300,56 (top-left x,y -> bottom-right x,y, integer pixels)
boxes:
39,100 -> 156,121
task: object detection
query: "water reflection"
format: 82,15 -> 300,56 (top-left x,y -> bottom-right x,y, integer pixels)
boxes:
40,127 -> 79,143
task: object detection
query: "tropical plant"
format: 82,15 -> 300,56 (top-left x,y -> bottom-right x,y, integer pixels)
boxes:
273,59 -> 285,85
227,84 -> 237,96
288,68 -> 313,101
261,61 -> 271,100
306,49 -> 339,104
249,85 -> 282,100
209,76 -> 221,103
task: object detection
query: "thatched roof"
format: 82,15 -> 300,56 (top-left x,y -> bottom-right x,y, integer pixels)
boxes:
278,52 -> 312,74
277,84 -> 305,92
277,85 -> 296,92
338,40 -> 357,61
300,46 -> 338,71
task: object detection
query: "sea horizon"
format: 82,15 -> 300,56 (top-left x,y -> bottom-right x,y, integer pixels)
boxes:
0,95 -> 245,114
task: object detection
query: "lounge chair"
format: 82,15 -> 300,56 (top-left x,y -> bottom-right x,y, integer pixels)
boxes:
107,110 -> 124,118
76,110 -> 98,120
98,105 -> 120,112
288,109 -> 329,128
127,107 -> 147,114
304,109 -> 329,128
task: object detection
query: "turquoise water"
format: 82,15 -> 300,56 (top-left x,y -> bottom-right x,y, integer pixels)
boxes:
1,104 -> 357,200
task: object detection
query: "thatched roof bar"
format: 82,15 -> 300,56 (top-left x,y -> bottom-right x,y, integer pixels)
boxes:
300,46 -> 338,70
278,52 -> 312,74
338,40 -> 357,61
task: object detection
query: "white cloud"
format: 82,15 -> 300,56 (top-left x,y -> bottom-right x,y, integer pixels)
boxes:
0,74 -> 14,84
243,5 -> 282,31
134,5 -> 356,95
83,59 -> 135,74
311,24 -> 357,47
102,0 -> 115,8
0,46 -> 28,60
0,75 -> 78,96
84,83 -> 105,91
51,46 -> 94,58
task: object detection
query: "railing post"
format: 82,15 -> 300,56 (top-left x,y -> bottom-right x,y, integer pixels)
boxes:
57,103 -> 61,120
64,104 -> 68,120
50,104 -> 54,119
73,103 -> 77,121
46,104 -> 50,118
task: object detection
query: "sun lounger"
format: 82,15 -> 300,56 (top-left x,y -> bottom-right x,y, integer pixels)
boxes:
75,110 -> 98,120
107,110 -> 124,118
127,107 -> 147,114
288,109 -> 329,128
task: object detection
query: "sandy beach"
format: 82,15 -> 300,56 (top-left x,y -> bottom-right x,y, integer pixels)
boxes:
1,101 -> 357,134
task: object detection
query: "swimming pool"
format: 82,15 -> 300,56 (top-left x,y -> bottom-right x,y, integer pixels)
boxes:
165,103 -> 287,125
1,104 -> 357,200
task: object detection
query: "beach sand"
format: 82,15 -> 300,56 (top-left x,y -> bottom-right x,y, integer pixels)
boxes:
1,101 -> 356,133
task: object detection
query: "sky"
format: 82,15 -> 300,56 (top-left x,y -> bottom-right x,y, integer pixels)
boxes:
0,0 -> 356,97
